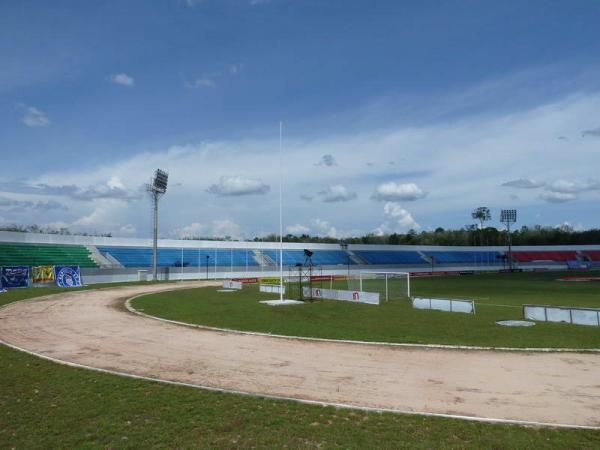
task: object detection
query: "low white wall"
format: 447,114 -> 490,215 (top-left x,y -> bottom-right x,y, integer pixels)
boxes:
524,305 -> 600,326
412,297 -> 475,314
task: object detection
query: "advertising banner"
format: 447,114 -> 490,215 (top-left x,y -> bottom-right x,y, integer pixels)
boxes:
0,266 -> 30,289
260,277 -> 281,285
260,284 -> 285,294
223,280 -> 243,290
303,287 -> 380,305
232,277 -> 258,284
54,266 -> 83,288
32,265 -> 55,283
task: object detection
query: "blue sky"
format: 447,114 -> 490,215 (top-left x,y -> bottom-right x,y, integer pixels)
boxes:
1,0 -> 600,239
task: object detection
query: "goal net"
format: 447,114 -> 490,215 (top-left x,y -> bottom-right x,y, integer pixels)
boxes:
347,271 -> 410,301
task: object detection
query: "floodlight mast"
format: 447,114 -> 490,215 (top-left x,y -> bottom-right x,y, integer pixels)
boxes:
147,169 -> 169,281
500,209 -> 517,271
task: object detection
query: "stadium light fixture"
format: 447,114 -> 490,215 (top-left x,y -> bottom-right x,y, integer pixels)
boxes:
339,241 -> 350,276
500,209 -> 517,271
146,169 -> 169,281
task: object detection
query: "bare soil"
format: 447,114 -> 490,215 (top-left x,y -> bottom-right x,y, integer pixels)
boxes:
1,282 -> 599,427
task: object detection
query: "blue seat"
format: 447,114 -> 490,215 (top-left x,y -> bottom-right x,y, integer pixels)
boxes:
97,247 -> 258,268
262,250 -> 351,266
354,251 -> 426,265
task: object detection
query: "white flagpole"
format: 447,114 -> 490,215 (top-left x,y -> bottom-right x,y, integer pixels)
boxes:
279,121 -> 284,302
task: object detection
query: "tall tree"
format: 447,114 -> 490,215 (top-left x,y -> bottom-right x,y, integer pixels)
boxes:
471,206 -> 491,246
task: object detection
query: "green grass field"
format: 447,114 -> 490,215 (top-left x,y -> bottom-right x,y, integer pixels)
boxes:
132,271 -> 600,349
1,276 -> 600,448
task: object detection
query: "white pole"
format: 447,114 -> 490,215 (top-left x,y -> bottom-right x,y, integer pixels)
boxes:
279,121 -> 284,302
181,246 -> 184,281
385,274 -> 389,302
407,272 -> 411,298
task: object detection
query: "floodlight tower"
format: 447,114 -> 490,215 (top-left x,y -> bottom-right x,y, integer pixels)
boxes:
147,169 -> 169,281
339,241 -> 350,277
500,209 -> 517,271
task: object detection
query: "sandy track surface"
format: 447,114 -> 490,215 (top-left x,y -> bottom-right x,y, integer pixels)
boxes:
1,283 -> 599,428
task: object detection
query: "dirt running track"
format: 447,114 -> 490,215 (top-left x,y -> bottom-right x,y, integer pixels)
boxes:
1,282 -> 600,428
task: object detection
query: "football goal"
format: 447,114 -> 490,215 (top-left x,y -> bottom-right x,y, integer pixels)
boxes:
347,271 -> 411,301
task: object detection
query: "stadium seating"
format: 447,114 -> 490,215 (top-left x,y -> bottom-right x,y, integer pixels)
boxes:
262,250 -> 351,266
583,250 -> 600,261
353,251 -> 426,265
422,251 -> 503,264
511,251 -> 577,262
97,247 -> 258,268
0,243 -> 98,268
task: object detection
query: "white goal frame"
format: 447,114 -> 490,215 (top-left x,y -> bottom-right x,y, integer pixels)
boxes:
353,271 -> 411,301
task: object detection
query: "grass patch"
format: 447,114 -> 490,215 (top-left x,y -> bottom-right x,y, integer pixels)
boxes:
133,271 -> 600,348
1,278 -> 600,448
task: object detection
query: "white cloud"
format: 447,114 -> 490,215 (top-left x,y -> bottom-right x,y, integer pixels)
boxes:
110,73 -> 135,87
312,218 -> 337,238
117,224 -> 136,237
187,77 -> 216,88
547,179 -> 600,193
318,184 -> 357,203
177,222 -> 206,238
555,221 -> 585,232
6,84 -> 600,236
373,202 -> 419,235
211,219 -> 242,239
207,176 -> 270,196
176,220 -> 242,239
371,182 -> 426,202
230,63 -> 243,75
17,103 -> 50,127
286,224 -> 310,235
501,178 -> 545,189
539,191 -> 577,203
299,194 -> 313,202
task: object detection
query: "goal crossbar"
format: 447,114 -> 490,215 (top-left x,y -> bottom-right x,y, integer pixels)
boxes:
349,271 -> 411,301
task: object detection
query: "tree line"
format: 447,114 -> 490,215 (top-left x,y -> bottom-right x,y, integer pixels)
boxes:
254,224 -> 600,246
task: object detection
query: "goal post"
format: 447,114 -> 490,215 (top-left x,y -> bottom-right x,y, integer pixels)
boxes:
347,271 -> 410,301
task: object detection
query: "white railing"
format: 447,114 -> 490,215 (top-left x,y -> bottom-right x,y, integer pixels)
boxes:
523,305 -> 600,327
412,297 -> 475,314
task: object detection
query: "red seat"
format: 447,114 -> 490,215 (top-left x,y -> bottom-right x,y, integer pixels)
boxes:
512,251 -> 576,262
584,251 -> 600,261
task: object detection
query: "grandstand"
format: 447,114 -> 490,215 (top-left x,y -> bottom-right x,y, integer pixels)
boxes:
422,251 -> 503,265
0,243 -> 98,268
353,250 -> 425,265
582,250 -> 600,261
97,247 -> 258,268
2,231 -> 600,284
261,249 -> 350,266
511,251 -> 578,263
